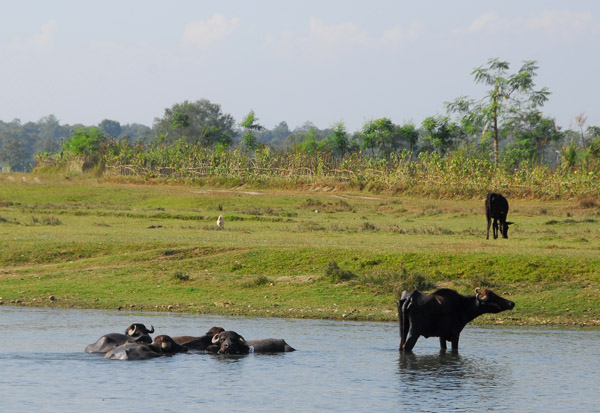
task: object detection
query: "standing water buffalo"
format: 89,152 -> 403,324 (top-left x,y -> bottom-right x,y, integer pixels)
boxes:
104,335 -> 188,360
210,330 -> 295,354
85,323 -> 154,354
486,192 -> 513,239
172,326 -> 225,350
398,288 -> 515,352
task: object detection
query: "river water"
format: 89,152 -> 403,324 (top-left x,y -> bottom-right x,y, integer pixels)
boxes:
0,306 -> 598,412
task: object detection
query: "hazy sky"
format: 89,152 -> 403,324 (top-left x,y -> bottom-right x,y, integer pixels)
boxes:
1,0 -> 599,132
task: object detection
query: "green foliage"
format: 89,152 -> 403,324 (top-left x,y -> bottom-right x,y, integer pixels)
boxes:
62,127 -> 106,158
99,119 -> 122,139
447,58 -> 551,164
172,271 -> 191,281
324,261 -> 357,283
240,110 -> 263,152
360,118 -> 397,157
93,140 -> 600,199
329,123 -> 349,158
153,99 -> 235,147
421,116 -> 462,154
398,271 -> 436,293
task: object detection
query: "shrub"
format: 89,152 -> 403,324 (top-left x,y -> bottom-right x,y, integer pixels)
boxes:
324,261 -> 356,283
172,271 -> 190,281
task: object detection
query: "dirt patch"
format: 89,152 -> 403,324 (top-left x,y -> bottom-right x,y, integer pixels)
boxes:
276,275 -> 315,283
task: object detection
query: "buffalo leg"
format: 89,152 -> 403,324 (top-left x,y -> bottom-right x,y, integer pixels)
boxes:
451,337 -> 459,350
439,337 -> 447,350
398,300 -> 406,350
486,217 -> 491,239
403,327 -> 419,352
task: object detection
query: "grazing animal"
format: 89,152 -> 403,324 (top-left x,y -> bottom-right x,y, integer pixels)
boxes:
398,288 -> 515,352
172,326 -> 225,350
485,193 -> 513,239
85,323 -> 154,354
211,330 -> 295,354
216,215 -> 225,229
104,335 -> 188,360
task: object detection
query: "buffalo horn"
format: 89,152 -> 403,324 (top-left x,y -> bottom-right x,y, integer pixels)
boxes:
148,325 -> 154,334
211,335 -> 220,344
129,325 -> 137,335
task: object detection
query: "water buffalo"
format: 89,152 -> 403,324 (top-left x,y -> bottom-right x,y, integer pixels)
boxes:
398,288 -> 515,352
486,192 -> 513,239
85,323 -> 154,354
172,326 -> 225,350
210,330 -> 295,354
104,335 -> 188,360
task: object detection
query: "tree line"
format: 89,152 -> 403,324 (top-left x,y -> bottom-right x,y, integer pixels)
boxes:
2,58 -> 600,173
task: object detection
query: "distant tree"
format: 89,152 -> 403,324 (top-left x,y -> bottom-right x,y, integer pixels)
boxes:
63,126 -> 107,158
240,110 -> 264,152
271,121 -> 291,142
397,123 -> 419,152
0,135 -> 30,171
99,119 -> 122,139
447,58 -> 550,164
421,116 -> 463,154
502,111 -> 563,167
328,123 -> 349,158
119,123 -> 152,143
152,99 -> 235,147
360,118 -> 398,157
588,126 -> 600,141
298,127 -> 325,154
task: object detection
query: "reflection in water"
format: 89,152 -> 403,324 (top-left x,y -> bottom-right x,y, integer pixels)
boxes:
397,350 -> 513,410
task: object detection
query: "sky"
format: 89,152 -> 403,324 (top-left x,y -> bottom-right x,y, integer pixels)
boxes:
1,0 -> 599,133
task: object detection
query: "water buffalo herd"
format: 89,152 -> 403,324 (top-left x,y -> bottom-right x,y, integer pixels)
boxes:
85,193 -> 516,359
85,324 -> 296,360
87,286 -> 515,359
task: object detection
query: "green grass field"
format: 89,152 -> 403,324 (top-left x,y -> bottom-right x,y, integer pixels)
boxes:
1,173 -> 599,327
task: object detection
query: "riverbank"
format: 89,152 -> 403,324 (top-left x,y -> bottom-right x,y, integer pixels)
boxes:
1,173 -> 599,327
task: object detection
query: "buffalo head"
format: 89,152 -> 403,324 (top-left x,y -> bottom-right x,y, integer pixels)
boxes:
500,221 -> 513,239
475,288 -> 515,313
206,326 -> 225,336
125,323 -> 154,343
211,330 -> 250,354
151,335 -> 188,355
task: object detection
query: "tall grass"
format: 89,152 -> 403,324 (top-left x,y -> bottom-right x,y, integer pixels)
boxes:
36,144 -> 600,199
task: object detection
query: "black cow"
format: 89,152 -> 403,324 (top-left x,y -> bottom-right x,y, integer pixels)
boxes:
398,288 -> 515,352
172,326 -> 225,350
104,335 -> 188,360
210,330 -> 295,354
486,192 -> 513,239
85,323 -> 154,354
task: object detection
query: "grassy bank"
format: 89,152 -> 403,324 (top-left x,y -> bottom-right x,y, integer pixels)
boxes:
1,173 -> 599,327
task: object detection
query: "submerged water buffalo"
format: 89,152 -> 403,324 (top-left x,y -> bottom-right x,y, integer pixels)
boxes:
172,326 -> 225,350
210,330 -> 295,354
398,288 -> 515,352
104,335 -> 188,360
85,323 -> 154,354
